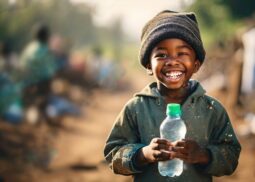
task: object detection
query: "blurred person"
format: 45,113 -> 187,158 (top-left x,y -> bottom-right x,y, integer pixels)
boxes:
96,58 -> 122,89
241,27 -> 255,95
88,46 -> 125,89
240,26 -> 255,108
0,41 -> 23,124
236,24 -> 255,136
0,73 -> 22,124
49,34 -> 70,77
227,23 -> 255,112
19,23 -> 57,122
63,51 -> 88,90
226,30 -> 244,109
104,10 -> 241,182
88,46 -> 105,87
0,41 -> 19,79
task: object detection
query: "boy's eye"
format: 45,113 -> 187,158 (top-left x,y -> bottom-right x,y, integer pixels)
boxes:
155,53 -> 168,58
177,52 -> 189,56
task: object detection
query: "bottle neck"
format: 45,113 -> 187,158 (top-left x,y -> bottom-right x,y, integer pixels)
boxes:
167,114 -> 181,119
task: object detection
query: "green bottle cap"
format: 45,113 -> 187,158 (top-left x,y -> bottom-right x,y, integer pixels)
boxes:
166,103 -> 181,116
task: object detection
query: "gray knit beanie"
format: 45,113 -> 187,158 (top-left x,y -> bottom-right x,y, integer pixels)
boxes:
139,10 -> 205,68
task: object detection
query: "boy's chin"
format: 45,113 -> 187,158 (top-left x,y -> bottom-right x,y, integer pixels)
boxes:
159,83 -> 184,91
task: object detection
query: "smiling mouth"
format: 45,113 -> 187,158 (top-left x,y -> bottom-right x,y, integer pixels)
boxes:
165,71 -> 184,80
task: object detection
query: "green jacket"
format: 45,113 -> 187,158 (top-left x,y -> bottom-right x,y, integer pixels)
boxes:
104,80 -> 241,182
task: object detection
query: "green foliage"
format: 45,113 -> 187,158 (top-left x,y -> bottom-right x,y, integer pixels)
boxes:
187,0 -> 249,47
216,0 -> 255,19
0,0 -> 96,51
0,0 -> 125,58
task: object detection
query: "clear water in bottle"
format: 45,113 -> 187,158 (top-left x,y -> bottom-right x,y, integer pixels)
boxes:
158,103 -> 187,177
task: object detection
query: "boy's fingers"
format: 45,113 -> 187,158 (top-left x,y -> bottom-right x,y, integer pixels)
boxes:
168,150 -> 188,160
152,138 -> 161,144
152,142 -> 170,150
154,150 -> 169,161
175,141 -> 186,147
153,150 -> 161,157
152,143 -> 173,152
153,138 -> 173,145
160,151 -> 173,161
172,146 -> 188,154
155,150 -> 188,161
173,152 -> 188,160
158,143 -> 172,150
151,142 -> 159,149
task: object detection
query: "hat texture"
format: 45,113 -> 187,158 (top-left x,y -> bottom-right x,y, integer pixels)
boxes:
139,10 -> 205,68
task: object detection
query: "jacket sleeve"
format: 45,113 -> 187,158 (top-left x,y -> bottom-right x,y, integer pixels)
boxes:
103,102 -> 146,175
199,102 -> 241,176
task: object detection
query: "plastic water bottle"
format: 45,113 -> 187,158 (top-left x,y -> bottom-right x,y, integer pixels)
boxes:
158,103 -> 187,177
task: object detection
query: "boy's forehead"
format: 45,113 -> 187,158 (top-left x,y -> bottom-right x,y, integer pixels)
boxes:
154,38 -> 193,50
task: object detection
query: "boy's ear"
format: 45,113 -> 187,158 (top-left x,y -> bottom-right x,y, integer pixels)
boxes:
194,60 -> 201,73
146,63 -> 153,75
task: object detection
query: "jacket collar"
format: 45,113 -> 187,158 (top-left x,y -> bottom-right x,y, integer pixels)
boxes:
134,82 -> 159,98
134,80 -> 206,104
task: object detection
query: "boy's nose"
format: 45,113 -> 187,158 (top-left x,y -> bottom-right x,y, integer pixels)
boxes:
165,56 -> 179,66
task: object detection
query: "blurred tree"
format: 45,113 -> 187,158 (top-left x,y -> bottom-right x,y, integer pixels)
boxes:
0,0 -> 97,51
216,0 -> 255,19
110,18 -> 123,62
0,0 -> 125,60
187,0 -> 249,47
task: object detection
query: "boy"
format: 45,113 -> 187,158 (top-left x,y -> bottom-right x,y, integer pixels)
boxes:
104,10 -> 241,182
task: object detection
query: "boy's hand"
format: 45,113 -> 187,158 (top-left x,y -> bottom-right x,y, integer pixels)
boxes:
173,139 -> 210,165
135,138 -> 174,166
143,138 -> 173,162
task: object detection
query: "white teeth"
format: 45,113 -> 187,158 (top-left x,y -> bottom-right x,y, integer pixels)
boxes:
165,71 -> 182,78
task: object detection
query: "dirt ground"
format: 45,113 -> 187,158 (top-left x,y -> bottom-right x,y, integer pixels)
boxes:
0,68 -> 255,182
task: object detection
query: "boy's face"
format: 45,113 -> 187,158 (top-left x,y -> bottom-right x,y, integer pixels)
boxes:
148,38 -> 201,91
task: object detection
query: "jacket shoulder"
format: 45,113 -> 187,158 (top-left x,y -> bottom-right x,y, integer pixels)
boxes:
124,95 -> 148,110
202,94 -> 227,114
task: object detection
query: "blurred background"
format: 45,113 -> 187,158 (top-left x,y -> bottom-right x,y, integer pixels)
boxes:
0,0 -> 255,181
